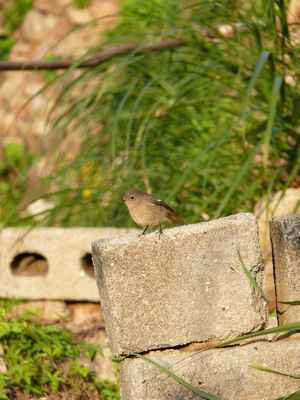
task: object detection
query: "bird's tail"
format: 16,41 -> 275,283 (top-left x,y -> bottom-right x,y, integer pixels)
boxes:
167,212 -> 181,222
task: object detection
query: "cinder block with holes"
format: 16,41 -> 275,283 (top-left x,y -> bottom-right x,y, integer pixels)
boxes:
92,213 -> 268,355
0,227 -> 134,301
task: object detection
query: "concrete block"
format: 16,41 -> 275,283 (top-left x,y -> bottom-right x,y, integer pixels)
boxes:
270,214 -> 300,324
254,188 -> 300,311
120,340 -> 300,400
0,344 -> 7,374
92,213 -> 267,355
0,227 -> 133,301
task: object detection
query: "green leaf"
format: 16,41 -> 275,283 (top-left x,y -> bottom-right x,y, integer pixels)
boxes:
237,248 -> 269,302
133,353 -> 221,400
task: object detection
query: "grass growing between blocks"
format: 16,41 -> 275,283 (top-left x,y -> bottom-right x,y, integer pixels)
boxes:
129,251 -> 299,399
135,320 -> 300,400
237,248 -> 269,302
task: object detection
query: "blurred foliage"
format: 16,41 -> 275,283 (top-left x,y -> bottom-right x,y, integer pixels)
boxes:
73,0 -> 92,9
2,0 -> 300,227
0,142 -> 34,226
41,54 -> 63,83
0,300 -> 120,399
0,0 -> 33,59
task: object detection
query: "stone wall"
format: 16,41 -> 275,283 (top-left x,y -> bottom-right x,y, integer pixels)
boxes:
92,213 -> 300,400
0,214 -> 299,396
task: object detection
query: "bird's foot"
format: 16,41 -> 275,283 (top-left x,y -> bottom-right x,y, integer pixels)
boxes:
155,224 -> 163,239
139,226 -> 149,237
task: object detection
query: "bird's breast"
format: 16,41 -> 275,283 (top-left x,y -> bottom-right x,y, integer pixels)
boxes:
126,201 -> 168,227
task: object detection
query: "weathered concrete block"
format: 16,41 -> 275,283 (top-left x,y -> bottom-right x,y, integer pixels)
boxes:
270,214 -> 300,324
120,340 -> 300,400
254,189 -> 300,312
0,344 -> 7,374
92,213 -> 267,355
0,227 -> 133,301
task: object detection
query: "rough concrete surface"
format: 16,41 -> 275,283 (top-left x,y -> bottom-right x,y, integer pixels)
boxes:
254,188 -> 300,312
121,340 -> 300,400
92,213 -> 268,355
0,227 -> 133,301
0,344 -> 7,374
270,214 -> 300,324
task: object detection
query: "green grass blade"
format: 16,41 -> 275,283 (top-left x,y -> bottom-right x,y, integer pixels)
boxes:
251,364 -> 300,379
218,321 -> 300,347
125,79 -> 154,167
263,75 -> 283,169
242,50 -> 271,112
275,391 -> 300,400
213,139 -> 264,219
241,50 -> 271,142
167,126 -> 232,201
237,248 -> 269,302
278,301 -> 300,306
111,82 -> 137,160
133,353 -> 221,400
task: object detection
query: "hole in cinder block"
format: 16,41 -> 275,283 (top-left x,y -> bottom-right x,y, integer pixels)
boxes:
10,252 -> 49,276
80,253 -> 95,278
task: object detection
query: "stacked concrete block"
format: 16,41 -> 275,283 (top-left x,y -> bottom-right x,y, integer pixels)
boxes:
121,341 -> 300,400
0,227 -> 133,301
92,212 -> 300,399
4,212 -> 299,398
270,214 -> 300,324
92,213 -> 268,355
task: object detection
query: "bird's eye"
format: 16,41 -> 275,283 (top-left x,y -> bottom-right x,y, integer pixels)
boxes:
131,196 -> 135,200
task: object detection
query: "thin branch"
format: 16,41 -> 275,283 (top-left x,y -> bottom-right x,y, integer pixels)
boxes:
0,39 -> 185,71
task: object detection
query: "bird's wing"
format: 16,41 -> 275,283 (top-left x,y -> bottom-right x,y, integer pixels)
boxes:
150,197 -> 175,214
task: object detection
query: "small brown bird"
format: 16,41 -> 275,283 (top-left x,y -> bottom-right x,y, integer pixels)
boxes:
123,188 -> 180,236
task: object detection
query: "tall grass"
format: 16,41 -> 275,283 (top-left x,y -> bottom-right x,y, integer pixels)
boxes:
3,0 -> 300,227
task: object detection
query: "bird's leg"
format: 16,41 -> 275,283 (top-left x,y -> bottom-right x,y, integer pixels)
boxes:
155,224 -> 163,238
141,225 -> 149,235
158,224 -> 163,238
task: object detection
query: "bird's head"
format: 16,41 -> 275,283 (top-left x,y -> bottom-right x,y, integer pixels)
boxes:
122,188 -> 143,204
